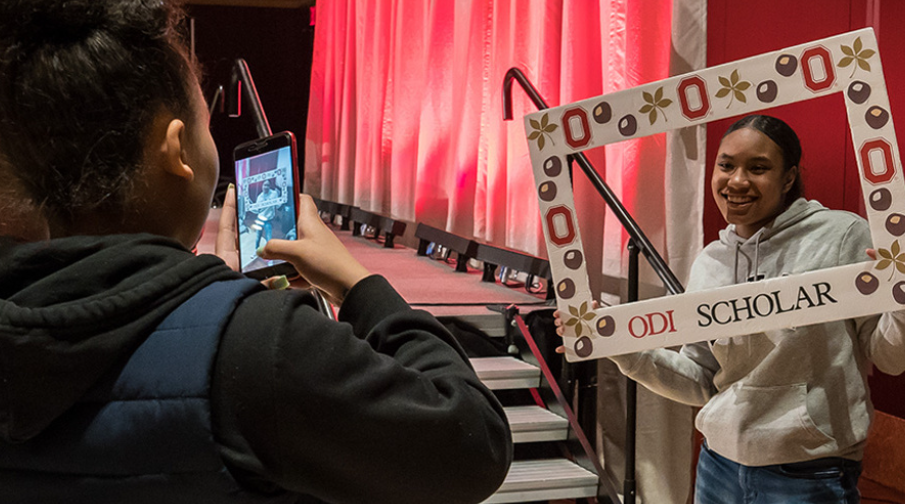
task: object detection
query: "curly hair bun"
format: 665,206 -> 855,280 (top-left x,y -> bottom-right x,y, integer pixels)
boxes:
1,1 -> 177,51
0,1 -> 110,47
0,0 -> 194,216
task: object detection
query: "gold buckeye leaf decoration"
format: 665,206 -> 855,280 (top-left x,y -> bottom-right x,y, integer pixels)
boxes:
565,301 -> 596,337
838,36 -> 876,77
875,239 -> 905,281
639,86 -> 673,125
528,113 -> 559,151
715,69 -> 752,108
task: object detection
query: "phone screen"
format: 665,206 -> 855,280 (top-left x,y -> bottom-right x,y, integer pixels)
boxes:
234,136 -> 298,277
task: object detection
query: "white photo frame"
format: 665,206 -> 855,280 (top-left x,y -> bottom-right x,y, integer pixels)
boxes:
526,28 -> 905,362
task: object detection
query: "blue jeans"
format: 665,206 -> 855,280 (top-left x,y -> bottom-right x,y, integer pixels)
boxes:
255,221 -> 273,248
695,442 -> 861,504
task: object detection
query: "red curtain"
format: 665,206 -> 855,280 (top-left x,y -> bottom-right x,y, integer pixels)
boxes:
306,0 -> 705,292
305,2 -> 706,501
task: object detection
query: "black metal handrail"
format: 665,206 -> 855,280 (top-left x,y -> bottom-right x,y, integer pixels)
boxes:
504,67 -> 688,504
229,58 -> 273,140
503,67 -> 684,296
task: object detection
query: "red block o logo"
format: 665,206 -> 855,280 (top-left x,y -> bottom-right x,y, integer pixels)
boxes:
801,46 -> 835,93
562,108 -> 591,149
860,139 -> 896,185
677,76 -> 710,120
545,206 -> 576,246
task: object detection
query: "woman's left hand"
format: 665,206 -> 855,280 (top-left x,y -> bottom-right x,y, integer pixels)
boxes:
213,185 -> 312,294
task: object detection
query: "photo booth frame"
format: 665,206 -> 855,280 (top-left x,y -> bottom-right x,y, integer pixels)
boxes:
526,28 -> 905,362
240,167 -> 290,213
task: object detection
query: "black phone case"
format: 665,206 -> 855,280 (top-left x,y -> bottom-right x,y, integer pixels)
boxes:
242,260 -> 298,280
233,131 -> 300,280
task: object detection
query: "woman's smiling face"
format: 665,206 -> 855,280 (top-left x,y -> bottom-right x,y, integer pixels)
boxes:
711,127 -> 798,239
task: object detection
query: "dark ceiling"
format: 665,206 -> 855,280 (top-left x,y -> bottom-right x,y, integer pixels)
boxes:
186,1 -> 316,8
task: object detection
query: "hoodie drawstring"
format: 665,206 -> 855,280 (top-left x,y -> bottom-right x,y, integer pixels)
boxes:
752,232 -> 763,282
732,232 -> 765,284
733,242 -> 742,284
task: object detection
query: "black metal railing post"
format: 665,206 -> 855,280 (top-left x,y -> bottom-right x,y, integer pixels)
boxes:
624,240 -> 641,504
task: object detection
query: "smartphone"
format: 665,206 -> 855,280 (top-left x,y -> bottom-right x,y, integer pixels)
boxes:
233,131 -> 301,280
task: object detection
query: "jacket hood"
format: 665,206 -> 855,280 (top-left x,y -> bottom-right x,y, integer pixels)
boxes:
0,234 -> 243,443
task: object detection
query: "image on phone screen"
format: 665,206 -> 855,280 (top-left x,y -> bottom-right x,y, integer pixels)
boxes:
235,143 -> 297,275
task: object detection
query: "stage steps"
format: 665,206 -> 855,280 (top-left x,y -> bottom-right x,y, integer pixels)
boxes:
313,202 -> 612,503
504,405 -> 570,443
472,356 -> 542,390
470,356 -> 602,503
481,459 -> 599,504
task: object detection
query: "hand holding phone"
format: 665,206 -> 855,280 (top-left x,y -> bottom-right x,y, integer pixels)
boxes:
256,194 -> 371,305
234,131 -> 300,279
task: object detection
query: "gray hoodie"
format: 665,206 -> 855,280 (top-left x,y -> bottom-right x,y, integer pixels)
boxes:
611,198 -> 905,465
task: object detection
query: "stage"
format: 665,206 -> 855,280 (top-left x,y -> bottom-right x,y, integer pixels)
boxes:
198,209 -> 549,335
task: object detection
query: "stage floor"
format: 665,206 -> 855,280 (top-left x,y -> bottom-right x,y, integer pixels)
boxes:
334,230 -> 548,334
198,209 -> 549,335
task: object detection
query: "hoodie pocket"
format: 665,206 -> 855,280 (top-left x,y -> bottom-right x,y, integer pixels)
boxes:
696,382 -> 837,465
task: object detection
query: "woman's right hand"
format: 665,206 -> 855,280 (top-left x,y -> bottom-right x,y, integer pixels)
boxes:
553,300 -> 600,354
257,194 -> 371,306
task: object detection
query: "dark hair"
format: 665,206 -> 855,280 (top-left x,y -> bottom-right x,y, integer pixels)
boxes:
0,0 -> 199,219
722,114 -> 804,207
